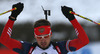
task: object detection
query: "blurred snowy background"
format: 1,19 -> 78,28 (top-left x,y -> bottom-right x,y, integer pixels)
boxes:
0,0 -> 100,25
0,0 -> 100,54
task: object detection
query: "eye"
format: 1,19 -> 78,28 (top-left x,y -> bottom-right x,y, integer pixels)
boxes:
37,37 -> 42,39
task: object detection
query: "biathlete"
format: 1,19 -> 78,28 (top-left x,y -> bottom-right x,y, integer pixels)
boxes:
0,2 -> 89,54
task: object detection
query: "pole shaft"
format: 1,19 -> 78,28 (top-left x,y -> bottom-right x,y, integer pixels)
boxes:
0,7 -> 17,16
69,11 -> 100,25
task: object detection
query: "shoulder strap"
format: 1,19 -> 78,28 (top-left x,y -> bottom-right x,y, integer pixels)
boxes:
28,42 -> 37,54
52,42 -> 61,54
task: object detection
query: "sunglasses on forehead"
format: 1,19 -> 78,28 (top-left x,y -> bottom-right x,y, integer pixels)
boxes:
34,30 -> 51,39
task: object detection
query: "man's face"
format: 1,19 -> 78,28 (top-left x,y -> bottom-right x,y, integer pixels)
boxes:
34,26 -> 52,48
35,35 -> 52,48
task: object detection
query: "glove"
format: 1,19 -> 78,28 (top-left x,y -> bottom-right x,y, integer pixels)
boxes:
61,6 -> 75,21
9,2 -> 24,21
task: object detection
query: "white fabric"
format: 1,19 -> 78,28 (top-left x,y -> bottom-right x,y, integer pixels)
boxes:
32,44 -> 58,54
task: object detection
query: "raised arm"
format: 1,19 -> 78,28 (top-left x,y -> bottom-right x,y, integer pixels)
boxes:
0,2 -> 24,50
61,6 -> 89,51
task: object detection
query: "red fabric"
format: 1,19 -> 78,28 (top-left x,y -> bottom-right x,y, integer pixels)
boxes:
0,19 -> 22,50
55,46 -> 61,54
0,48 -> 18,54
28,47 -> 34,54
69,19 -> 89,51
34,26 -> 51,36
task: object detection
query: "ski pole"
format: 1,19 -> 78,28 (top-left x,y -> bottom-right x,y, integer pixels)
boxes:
69,11 -> 100,25
0,7 -> 17,16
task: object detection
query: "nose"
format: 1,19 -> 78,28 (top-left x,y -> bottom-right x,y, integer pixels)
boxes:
41,38 -> 46,41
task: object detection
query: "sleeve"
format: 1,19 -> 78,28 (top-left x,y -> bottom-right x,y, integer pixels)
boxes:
67,19 -> 89,52
0,19 -> 22,50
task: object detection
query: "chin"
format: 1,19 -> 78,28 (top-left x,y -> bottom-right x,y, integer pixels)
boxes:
41,46 -> 48,50
41,45 -> 47,48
